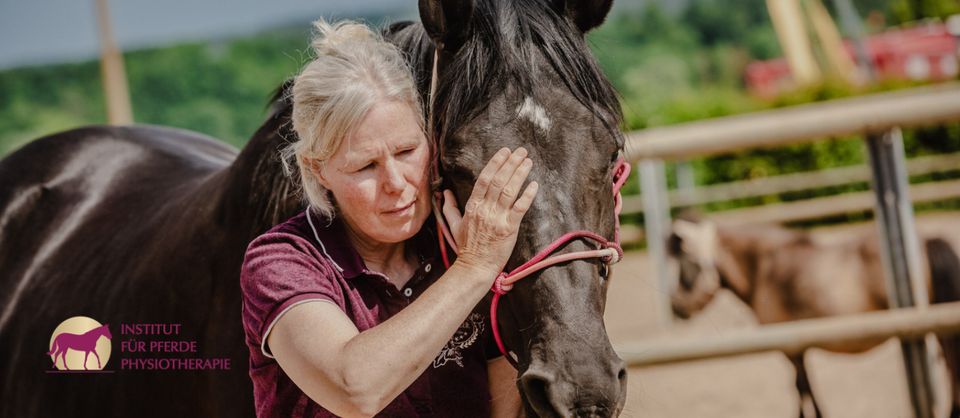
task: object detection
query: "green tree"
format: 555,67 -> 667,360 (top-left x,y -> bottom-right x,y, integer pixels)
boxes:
890,0 -> 960,22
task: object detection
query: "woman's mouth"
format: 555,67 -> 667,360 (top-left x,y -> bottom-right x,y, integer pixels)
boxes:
384,200 -> 415,216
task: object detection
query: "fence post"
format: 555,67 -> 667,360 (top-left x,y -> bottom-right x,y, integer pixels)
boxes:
865,127 -> 935,418
675,160 -> 696,203
639,159 -> 673,328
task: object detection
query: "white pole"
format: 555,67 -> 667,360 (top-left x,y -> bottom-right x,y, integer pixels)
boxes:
639,159 -> 673,328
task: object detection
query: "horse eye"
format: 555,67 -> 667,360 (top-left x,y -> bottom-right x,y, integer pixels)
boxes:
599,263 -> 609,279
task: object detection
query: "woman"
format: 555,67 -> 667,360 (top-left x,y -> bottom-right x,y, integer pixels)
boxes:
239,19 -> 538,418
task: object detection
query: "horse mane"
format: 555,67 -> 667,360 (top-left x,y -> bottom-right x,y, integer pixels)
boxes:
432,0 -> 623,143
261,1 -> 625,148
258,0 -> 625,165
265,78 -> 295,118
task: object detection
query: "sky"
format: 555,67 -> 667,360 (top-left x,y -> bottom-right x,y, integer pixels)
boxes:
0,0 -> 652,70
0,0 -> 417,70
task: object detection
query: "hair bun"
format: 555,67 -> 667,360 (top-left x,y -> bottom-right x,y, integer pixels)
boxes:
310,19 -> 376,56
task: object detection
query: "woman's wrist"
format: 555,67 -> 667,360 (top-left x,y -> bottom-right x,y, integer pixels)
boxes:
450,257 -> 502,287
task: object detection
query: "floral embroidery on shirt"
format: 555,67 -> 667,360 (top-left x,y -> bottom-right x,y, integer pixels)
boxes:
433,312 -> 484,368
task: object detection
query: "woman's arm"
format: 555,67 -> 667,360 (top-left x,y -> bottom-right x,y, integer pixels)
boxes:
268,147 -> 538,417
268,261 -> 494,417
488,357 -> 523,418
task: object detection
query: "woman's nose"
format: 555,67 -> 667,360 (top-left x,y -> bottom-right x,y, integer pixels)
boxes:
381,159 -> 406,194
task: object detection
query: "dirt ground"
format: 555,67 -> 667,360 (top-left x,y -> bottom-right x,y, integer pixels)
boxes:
603,212 -> 960,418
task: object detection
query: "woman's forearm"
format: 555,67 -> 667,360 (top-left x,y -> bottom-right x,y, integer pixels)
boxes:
334,261 -> 497,412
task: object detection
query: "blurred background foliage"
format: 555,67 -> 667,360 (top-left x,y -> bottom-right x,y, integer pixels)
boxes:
1,0 -> 958,218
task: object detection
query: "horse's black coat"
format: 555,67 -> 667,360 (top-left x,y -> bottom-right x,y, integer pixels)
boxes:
0,1 -> 626,417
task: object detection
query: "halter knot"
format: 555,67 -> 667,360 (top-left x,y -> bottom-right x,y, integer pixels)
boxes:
492,273 -> 511,295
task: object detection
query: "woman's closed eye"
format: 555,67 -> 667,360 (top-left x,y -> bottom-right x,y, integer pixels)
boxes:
396,146 -> 417,158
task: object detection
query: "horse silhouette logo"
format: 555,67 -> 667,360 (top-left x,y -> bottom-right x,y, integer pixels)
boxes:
47,316 -> 113,371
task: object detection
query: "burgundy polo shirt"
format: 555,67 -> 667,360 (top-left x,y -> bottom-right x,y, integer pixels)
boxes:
240,207 -> 500,418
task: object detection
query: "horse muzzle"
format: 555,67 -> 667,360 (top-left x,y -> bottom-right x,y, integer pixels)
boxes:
520,353 -> 627,418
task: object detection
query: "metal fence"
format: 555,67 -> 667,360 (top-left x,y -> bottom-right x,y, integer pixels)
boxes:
617,82 -> 960,418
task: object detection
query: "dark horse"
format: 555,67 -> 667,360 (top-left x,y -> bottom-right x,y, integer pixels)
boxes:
0,0 -> 626,416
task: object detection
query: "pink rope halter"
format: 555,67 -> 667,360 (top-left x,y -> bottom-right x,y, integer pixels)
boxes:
432,158 -> 631,366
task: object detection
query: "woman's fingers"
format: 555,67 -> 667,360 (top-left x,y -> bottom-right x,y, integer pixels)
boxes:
468,148 -> 510,210
485,147 -> 528,202
509,181 -> 539,224
453,148 -> 540,277
497,157 -> 532,208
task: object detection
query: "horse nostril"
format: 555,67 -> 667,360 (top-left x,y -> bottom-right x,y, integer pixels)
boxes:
521,369 -> 560,417
611,358 -> 627,385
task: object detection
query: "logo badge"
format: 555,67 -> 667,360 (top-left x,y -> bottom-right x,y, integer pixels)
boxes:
48,316 -> 113,371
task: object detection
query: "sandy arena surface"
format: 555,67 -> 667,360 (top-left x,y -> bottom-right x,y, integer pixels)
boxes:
603,212 -> 960,418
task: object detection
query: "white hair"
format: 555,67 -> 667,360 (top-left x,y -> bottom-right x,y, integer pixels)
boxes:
281,18 -> 424,218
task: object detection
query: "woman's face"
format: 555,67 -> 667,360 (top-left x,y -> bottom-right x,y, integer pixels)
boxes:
317,100 -> 432,245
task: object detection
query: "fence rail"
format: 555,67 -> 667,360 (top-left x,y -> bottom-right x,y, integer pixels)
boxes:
624,82 -> 960,162
621,152 -> 960,214
617,301 -> 960,368
709,178 -> 960,225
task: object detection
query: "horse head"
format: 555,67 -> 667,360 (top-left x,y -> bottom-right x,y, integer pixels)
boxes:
668,215 -> 780,319
100,324 -> 113,340
667,217 -> 723,319
420,0 -> 625,416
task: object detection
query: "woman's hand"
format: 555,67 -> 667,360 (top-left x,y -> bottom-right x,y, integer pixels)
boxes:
441,147 -> 538,279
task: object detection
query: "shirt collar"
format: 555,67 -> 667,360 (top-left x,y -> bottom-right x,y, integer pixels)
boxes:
304,207 -> 439,280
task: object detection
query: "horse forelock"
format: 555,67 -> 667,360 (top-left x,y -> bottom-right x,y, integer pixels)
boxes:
432,0 -> 622,146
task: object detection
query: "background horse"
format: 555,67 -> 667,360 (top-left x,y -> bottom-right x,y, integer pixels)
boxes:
0,0 -> 627,416
667,215 -> 960,418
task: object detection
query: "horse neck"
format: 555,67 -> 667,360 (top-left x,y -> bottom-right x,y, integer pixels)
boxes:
713,226 -> 761,303
85,326 -> 103,337
218,105 -> 302,243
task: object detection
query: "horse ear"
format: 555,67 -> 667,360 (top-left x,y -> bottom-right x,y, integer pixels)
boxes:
554,0 -> 614,33
419,0 -> 474,52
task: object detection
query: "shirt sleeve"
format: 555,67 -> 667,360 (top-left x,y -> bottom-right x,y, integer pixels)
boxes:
240,231 -> 343,359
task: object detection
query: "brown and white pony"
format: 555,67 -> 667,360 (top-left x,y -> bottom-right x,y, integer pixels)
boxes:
667,216 -> 960,418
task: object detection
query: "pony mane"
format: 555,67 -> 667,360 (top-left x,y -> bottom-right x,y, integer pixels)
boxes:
433,0 -> 623,143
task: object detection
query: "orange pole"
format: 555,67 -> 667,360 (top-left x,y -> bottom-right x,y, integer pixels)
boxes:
805,0 -> 859,83
94,0 -> 133,125
767,0 -> 822,85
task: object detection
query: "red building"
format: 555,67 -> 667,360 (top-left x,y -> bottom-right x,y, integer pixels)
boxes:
746,20 -> 959,97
